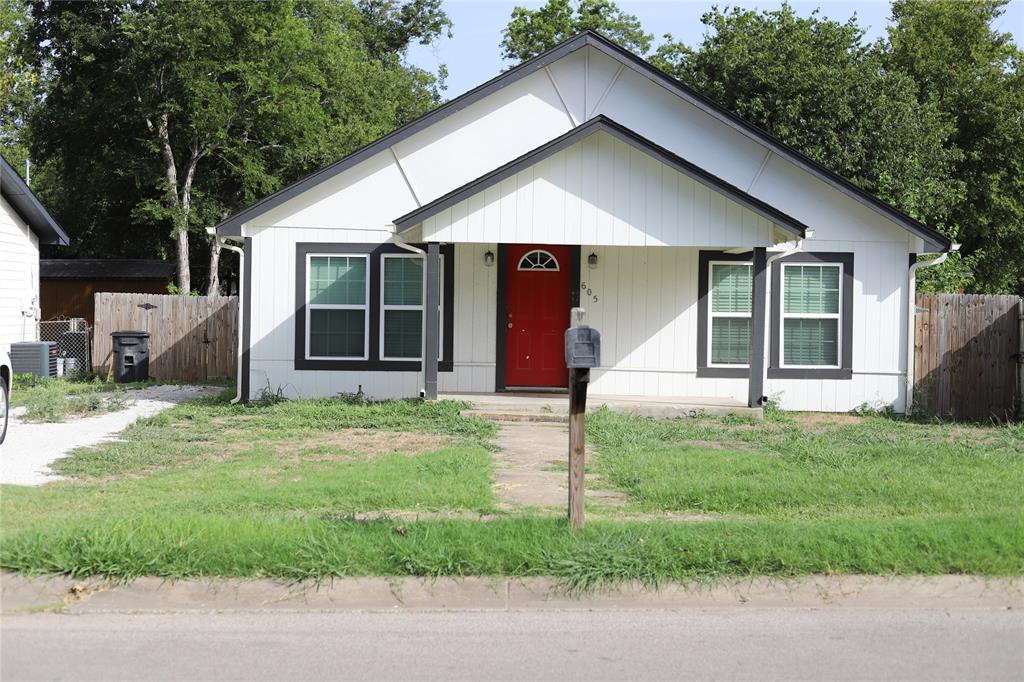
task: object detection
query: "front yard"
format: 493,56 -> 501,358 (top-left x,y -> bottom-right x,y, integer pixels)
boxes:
1,391 -> 1021,589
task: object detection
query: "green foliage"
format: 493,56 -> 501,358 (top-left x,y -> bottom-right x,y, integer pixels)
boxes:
10,376 -> 141,422
586,409 -> 1024,518
1,514 -> 1020,585
21,0 -> 449,286
1,397 -> 1022,585
886,0 -> 1024,295
501,0 -> 651,62
652,5 -> 964,253
0,0 -> 36,169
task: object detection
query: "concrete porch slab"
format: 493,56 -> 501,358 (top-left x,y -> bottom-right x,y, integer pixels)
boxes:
446,392 -> 762,421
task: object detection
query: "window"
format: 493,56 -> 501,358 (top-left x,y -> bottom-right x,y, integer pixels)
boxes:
517,249 -> 559,271
306,254 -> 369,360
380,254 -> 443,361
780,264 -> 841,367
708,262 -> 752,367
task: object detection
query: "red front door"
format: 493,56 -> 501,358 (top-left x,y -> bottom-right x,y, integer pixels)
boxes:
505,244 -> 571,388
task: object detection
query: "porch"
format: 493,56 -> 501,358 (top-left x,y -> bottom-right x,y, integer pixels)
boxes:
444,391 -> 762,422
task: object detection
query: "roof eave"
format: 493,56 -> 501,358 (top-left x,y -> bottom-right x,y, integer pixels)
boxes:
216,29 -> 949,251
393,115 -> 808,240
0,156 -> 70,246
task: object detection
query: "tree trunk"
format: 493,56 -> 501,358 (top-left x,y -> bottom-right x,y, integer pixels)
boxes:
155,113 -> 191,293
207,236 -> 221,296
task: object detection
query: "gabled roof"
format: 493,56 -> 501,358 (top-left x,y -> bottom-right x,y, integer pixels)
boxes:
41,259 -> 175,280
0,155 -> 69,246
394,115 -> 808,238
215,30 -> 951,252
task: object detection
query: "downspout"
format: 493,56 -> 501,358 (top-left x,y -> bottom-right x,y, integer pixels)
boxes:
207,227 -> 246,404
906,244 -> 959,415
761,230 -> 813,403
391,228 -> 428,397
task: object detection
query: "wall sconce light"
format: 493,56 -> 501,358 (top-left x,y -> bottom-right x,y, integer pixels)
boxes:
587,252 -> 598,269
484,250 -> 495,267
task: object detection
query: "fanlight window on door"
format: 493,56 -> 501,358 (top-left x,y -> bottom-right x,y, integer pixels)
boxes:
517,250 -> 560,271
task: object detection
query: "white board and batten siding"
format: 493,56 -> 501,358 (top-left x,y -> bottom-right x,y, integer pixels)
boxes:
240,43 -> 918,411
420,131 -> 776,248
0,195 -> 40,344
582,242 -> 910,412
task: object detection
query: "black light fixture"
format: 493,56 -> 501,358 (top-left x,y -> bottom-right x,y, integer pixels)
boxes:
484,250 -> 495,267
587,252 -> 598,269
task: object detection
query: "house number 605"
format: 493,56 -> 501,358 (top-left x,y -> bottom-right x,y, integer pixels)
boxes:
580,282 -> 599,303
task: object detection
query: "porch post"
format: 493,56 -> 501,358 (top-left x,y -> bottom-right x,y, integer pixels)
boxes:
748,246 -> 767,408
424,242 -> 440,400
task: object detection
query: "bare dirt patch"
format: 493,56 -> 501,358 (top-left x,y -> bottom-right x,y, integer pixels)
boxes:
211,428 -> 454,463
792,412 -> 865,432
278,429 -> 452,458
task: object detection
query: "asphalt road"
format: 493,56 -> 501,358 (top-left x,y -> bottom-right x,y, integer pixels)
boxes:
3,608 -> 1022,681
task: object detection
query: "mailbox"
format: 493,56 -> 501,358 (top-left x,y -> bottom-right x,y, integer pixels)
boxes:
565,325 -> 600,369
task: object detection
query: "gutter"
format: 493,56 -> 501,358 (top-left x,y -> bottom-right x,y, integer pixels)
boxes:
906,244 -> 959,415
208,227 -> 246,404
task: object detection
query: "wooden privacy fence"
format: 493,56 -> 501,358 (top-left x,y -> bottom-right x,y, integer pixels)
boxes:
914,293 -> 1022,421
92,293 -> 238,381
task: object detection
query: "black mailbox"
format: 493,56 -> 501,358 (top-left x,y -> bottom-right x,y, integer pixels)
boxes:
565,325 -> 600,369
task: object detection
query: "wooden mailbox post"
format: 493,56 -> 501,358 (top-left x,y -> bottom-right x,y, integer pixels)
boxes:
565,308 -> 600,530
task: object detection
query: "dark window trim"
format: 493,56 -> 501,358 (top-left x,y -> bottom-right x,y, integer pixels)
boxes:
768,251 -> 853,380
697,250 -> 754,379
294,242 -> 454,372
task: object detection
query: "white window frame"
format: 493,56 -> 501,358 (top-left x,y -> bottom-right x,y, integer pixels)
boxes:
517,249 -> 560,271
379,253 -> 444,362
707,260 -> 753,369
305,253 -> 370,361
779,262 -> 843,369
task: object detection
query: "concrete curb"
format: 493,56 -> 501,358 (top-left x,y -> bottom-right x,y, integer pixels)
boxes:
3,574 -> 1021,614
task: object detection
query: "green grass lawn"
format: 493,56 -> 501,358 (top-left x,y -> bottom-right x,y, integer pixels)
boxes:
9,374 -> 229,422
1,392 -> 1021,588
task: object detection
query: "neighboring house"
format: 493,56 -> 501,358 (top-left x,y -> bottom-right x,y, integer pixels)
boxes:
40,259 -> 175,325
214,32 -> 953,412
0,155 -> 70,344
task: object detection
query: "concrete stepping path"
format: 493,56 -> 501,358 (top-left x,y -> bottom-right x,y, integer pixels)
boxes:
492,421 -> 626,509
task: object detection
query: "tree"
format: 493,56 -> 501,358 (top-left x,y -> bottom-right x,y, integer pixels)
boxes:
886,0 -> 1024,295
0,0 -> 39,173
24,0 -> 449,293
501,0 -> 651,63
652,4 -> 969,288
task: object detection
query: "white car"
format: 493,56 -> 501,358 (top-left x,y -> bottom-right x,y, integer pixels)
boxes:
0,344 -> 10,444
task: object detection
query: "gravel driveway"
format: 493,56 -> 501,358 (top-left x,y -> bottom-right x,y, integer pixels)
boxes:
0,385 -> 222,486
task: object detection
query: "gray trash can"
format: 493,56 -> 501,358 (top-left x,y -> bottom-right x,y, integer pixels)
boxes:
111,331 -> 151,383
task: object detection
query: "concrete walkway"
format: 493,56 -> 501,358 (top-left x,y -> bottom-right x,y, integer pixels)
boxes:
492,421 -> 626,509
0,385 -> 221,486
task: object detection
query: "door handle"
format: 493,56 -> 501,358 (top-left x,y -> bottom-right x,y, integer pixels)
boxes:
507,322 -> 513,329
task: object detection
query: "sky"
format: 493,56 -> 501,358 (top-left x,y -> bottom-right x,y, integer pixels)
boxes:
407,0 -> 1024,98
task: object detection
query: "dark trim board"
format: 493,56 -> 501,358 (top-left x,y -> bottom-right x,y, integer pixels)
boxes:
696,250 -> 754,379
748,247 -> 767,407
241,237 -> 252,400
768,251 -> 854,380
494,244 -> 581,392
494,245 -> 509,391
394,116 -> 808,239
215,31 -> 950,252
293,242 -> 454,372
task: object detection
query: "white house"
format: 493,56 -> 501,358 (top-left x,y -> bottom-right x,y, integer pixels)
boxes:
1,156 -> 69,344
214,32 -> 953,413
